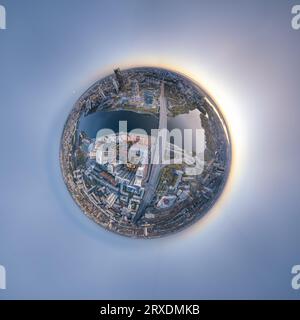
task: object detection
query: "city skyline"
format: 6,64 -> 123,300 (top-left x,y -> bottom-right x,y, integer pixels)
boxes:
60,67 -> 230,238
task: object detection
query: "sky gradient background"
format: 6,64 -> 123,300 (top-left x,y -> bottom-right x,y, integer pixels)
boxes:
0,0 -> 300,299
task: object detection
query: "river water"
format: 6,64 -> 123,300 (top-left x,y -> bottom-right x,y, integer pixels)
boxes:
79,109 -> 205,152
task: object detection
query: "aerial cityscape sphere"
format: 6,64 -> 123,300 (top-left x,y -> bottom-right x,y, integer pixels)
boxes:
60,67 -> 231,238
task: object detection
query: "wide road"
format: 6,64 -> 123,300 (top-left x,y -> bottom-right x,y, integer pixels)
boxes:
134,81 -> 167,223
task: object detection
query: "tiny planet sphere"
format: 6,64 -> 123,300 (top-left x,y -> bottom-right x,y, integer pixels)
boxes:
60,67 -> 231,238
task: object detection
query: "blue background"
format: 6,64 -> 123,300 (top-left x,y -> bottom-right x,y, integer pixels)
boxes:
0,0 -> 300,299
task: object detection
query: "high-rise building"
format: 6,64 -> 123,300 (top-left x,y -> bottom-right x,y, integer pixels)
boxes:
112,79 -> 119,93
98,86 -> 106,98
131,79 -> 140,101
114,68 -> 125,91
